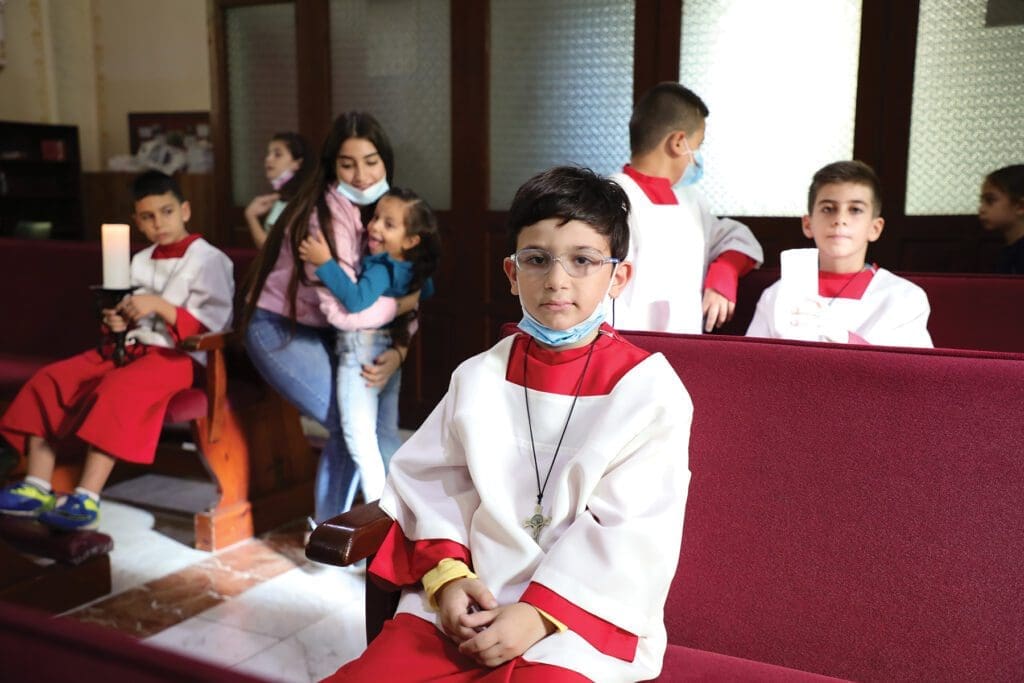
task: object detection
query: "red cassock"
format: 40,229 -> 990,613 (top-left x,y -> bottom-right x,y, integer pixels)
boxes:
0,347 -> 195,464
0,235 -> 234,464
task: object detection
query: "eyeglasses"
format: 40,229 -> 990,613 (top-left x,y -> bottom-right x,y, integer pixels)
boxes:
510,248 -> 620,279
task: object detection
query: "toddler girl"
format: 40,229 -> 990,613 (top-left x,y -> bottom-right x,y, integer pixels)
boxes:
299,187 -> 440,501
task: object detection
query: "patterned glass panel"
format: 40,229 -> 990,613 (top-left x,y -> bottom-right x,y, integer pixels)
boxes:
226,4 -> 299,207
489,0 -> 634,210
330,0 -> 452,210
906,0 -> 1024,215
679,0 -> 862,216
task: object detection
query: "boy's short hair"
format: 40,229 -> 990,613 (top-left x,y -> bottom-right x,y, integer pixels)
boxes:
629,82 -> 709,156
132,170 -> 184,203
986,164 -> 1024,202
507,166 -> 631,261
807,161 -> 883,217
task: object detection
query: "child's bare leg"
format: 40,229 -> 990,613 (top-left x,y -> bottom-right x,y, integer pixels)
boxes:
78,448 -> 116,495
25,435 -> 57,483
35,447 -> 112,530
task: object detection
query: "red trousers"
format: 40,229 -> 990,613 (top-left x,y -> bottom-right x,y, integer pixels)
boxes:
0,348 -> 194,464
324,613 -> 589,682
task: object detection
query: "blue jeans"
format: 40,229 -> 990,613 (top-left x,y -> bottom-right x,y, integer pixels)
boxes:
244,308 -> 358,522
336,330 -> 401,501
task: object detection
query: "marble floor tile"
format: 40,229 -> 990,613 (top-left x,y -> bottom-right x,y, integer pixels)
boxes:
197,565 -> 362,639
70,538 -> 301,637
232,600 -> 367,683
71,580 -> 226,637
97,501 -> 208,595
145,616 -> 283,669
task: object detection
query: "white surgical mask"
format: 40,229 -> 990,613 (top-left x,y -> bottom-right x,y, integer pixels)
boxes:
336,177 -> 389,206
270,168 -> 295,191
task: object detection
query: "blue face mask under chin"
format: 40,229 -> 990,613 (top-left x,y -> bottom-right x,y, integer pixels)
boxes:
516,268 -> 618,347
336,177 -> 389,206
674,142 -> 704,188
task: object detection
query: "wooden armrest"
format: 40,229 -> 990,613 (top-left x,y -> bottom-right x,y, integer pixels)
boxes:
179,330 -> 232,352
305,501 -> 392,566
179,331 -> 232,443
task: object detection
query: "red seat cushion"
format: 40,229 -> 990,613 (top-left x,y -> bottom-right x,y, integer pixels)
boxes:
654,644 -> 850,682
163,388 -> 207,424
0,353 -> 50,397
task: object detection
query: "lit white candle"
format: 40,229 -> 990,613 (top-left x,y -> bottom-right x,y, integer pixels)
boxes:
101,223 -> 131,289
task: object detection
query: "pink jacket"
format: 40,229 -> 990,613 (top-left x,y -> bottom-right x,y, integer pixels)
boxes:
256,190 -> 397,329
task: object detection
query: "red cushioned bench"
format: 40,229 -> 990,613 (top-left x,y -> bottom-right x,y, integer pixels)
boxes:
308,332 -> 1024,682
718,268 -> 1024,353
0,237 -> 316,554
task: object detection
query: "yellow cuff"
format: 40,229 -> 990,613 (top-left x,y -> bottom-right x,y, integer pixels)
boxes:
534,606 -> 568,633
422,558 -> 477,609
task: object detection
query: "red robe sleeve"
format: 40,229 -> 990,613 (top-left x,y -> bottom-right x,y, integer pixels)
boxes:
369,521 -> 472,590
169,306 -> 207,342
520,582 -> 639,661
703,250 -> 757,303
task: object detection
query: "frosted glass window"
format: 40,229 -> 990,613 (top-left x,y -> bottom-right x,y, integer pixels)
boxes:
226,4 -> 299,206
489,1 -> 634,210
680,0 -> 862,216
906,0 -> 1024,215
330,0 -> 451,210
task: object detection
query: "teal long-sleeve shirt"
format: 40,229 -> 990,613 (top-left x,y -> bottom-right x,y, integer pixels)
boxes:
315,253 -> 434,313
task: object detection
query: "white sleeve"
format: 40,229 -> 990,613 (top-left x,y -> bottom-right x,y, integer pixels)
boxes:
379,376 -> 479,545
690,191 -> 764,266
867,286 -> 934,348
182,248 -> 234,333
745,284 -> 778,338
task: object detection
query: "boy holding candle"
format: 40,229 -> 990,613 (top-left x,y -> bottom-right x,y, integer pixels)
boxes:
0,171 -> 234,530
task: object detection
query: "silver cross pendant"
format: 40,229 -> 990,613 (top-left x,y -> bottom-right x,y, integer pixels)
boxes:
523,503 -> 551,542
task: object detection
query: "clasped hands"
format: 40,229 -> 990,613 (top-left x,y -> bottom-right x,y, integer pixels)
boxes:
436,577 -> 555,668
101,294 -> 168,333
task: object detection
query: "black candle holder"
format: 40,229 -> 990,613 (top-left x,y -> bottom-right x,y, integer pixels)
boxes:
90,285 -> 136,367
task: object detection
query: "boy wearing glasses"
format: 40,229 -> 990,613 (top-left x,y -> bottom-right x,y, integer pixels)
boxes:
327,166 -> 693,682
611,82 -> 763,333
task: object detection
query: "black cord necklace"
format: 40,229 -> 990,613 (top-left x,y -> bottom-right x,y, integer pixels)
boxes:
521,335 -> 599,542
826,266 -> 870,307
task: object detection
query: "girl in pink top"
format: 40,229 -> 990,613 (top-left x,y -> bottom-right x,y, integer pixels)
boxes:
241,112 -> 418,523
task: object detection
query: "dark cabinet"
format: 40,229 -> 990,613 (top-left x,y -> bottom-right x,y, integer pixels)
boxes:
0,121 -> 83,239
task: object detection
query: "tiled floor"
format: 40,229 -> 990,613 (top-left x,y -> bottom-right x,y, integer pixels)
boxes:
64,501 -> 368,682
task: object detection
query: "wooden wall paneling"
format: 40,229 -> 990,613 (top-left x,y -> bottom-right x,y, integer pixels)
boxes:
80,172 -> 215,245
294,0 -> 332,169
853,0 -> 921,271
208,0 -> 232,248
396,0 -> 491,427
634,0 -> 682,100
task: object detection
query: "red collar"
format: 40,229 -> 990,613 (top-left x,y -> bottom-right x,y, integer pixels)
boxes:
152,233 -> 201,260
506,324 -> 651,396
622,165 -> 678,205
819,265 -> 877,299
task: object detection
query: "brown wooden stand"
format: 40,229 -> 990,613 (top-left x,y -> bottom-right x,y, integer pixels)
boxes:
0,518 -> 113,613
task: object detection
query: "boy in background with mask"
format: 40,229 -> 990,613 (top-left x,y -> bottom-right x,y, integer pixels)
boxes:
326,166 -> 692,682
610,82 -> 763,334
